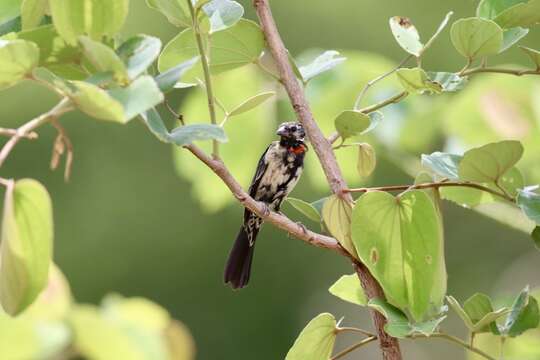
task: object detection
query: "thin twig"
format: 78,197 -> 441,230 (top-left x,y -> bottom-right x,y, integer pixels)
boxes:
344,181 -> 514,202
187,0 -> 219,158
164,99 -> 184,125
0,98 -> 72,169
0,128 -> 38,139
354,55 -> 413,110
50,119 -> 74,182
410,333 -> 496,360
358,91 -> 408,114
461,67 -> 540,77
330,336 -> 378,360
336,326 -> 376,338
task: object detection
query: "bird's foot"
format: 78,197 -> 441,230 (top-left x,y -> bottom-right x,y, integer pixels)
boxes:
260,203 -> 271,217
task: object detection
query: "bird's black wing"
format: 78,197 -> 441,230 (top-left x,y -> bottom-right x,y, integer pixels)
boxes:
244,144 -> 271,223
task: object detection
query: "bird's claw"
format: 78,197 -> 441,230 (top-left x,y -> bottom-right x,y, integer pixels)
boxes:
261,203 -> 271,217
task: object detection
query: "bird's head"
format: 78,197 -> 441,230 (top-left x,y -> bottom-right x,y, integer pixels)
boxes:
276,122 -> 305,142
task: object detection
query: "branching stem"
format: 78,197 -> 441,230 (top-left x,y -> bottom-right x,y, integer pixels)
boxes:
330,336 -> 378,360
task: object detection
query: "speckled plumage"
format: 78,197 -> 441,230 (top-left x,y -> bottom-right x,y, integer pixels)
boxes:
224,122 -> 306,289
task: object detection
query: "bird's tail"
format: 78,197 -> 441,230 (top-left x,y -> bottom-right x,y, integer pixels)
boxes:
224,219 -> 260,289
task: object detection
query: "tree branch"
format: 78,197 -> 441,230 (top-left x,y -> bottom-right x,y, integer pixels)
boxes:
0,98 -> 72,169
251,1 -> 402,358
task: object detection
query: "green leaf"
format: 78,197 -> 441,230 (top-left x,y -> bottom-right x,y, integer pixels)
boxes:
427,72 -> 467,92
0,0 -> 22,26
396,68 -> 442,94
311,197 -> 327,215
141,108 -> 171,143
477,0 -> 527,19
202,0 -> 244,33
108,76 -> 164,122
158,19 -> 265,78
298,50 -> 346,82
228,91 -> 275,117
169,124 -> 227,146
285,313 -> 337,360
447,296 -> 475,329
79,36 -> 128,82
145,0 -> 191,28
500,27 -> 529,53
0,179 -> 53,316
117,35 -> 162,80
49,0 -> 129,45
499,286 -> 540,337
286,198 -> 321,222
389,16 -> 423,56
458,140 -> 524,183
517,186 -> 540,224
0,39 -> 39,90
493,0 -> 540,28
18,25 -> 86,80
328,274 -> 367,306
21,0 -> 48,30
322,195 -> 357,259
71,81 -> 125,122
450,17 -> 503,59
531,226 -> 540,250
421,152 -> 461,180
356,143 -> 376,178
334,110 -> 370,139
155,57 -> 199,93
464,293 -> 510,333
0,16 -> 22,37
519,46 -> 540,68
352,190 -> 446,321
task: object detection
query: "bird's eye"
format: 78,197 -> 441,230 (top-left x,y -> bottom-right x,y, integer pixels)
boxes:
290,126 -> 297,132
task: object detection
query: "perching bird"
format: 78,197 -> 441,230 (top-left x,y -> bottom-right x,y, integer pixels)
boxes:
224,122 -> 307,289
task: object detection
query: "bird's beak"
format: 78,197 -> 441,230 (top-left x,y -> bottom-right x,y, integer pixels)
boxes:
276,126 -> 288,137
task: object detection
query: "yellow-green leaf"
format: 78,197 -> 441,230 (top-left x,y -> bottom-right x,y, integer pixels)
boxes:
79,36 -> 128,82
396,67 -> 442,94
0,179 -> 53,316
357,143 -> 376,178
334,110 -> 370,139
228,91 -> 275,117
520,46 -> 540,68
21,0 -> 48,30
71,81 -> 125,122
0,39 -> 39,89
322,195 -> 358,259
450,17 -> 503,59
285,313 -> 337,360
328,274 -> 367,306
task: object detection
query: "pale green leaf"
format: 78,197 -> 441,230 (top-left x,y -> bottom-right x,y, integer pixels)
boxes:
477,0 -> 527,19
0,179 -> 53,315
447,296 -> 475,329
458,140 -> 524,183
298,50 -> 346,82
117,35 -> 162,80
396,67 -> 442,94
108,76 -> 164,122
49,0 -> 129,45
145,0 -> 191,28
141,108 -> 171,143
0,0 -> 22,26
285,313 -> 336,360
499,286 -> 540,337
352,190 -> 446,321
389,16 -> 423,56
520,46 -> 540,68
228,91 -> 275,117
500,27 -> 529,52
421,152 -> 461,179
169,124 -> 227,146
322,195 -> 357,259
71,81 -> 125,122
155,56 -> 199,93
328,274 -> 367,306
334,110 -> 370,139
427,72 -> 467,92
450,17 -> 503,59
21,0 -> 48,30
493,0 -> 540,28
202,0 -> 243,33
367,298 -> 412,338
0,39 -> 39,89
286,198 -> 321,222
356,143 -> 376,178
517,187 -> 540,225
464,293 -> 508,333
79,36 -> 128,82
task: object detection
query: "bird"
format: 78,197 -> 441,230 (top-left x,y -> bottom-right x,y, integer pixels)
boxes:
224,121 -> 308,289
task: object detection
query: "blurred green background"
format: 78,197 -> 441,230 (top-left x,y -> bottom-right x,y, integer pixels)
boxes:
1,0 -> 540,358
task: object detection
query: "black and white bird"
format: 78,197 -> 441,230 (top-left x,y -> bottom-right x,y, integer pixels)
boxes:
224,122 -> 307,289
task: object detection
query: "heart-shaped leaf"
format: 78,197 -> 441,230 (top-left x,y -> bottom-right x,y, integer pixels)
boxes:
322,195 -> 357,258
450,17 -> 503,59
285,313 -> 337,360
0,39 -> 39,89
334,110 -> 371,139
493,0 -> 540,28
145,0 -> 191,28
328,274 -> 367,306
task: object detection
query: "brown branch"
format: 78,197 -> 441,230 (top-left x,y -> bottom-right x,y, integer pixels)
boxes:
345,181 -> 514,202
252,1 -> 402,358
0,98 -> 72,169
186,145 -> 344,253
0,128 -> 38,139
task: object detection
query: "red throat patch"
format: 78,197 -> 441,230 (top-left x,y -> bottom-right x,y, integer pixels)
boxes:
289,144 -> 306,155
